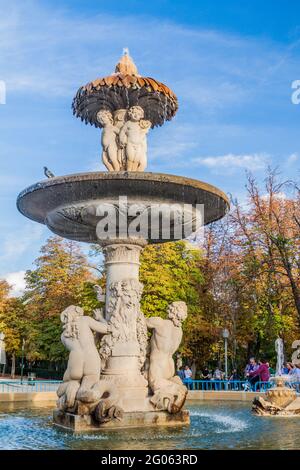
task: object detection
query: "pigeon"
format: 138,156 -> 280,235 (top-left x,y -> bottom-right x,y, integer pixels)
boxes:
43,167 -> 55,178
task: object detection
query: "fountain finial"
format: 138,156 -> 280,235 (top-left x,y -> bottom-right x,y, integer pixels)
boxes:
115,48 -> 139,76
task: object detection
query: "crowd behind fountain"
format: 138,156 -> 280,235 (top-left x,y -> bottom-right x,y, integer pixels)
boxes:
176,337 -> 300,393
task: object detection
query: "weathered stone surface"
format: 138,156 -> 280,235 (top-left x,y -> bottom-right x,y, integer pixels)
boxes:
146,302 -> 188,413
72,51 -> 178,129
253,378 -> 298,416
97,106 -> 150,172
53,409 -> 190,431
16,52 -> 230,433
17,171 -> 229,243
56,305 -> 110,412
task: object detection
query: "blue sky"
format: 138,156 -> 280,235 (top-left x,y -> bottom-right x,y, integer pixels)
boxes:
0,0 -> 300,295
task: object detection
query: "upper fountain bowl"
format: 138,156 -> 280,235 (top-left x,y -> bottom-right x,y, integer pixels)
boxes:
72,50 -> 178,129
17,172 -> 229,244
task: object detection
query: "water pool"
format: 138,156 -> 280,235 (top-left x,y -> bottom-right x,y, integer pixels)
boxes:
0,400 -> 299,450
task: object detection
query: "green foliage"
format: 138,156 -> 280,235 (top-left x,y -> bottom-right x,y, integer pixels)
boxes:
21,237 -> 99,361
140,241 -> 203,317
0,291 -> 25,356
140,241 -> 213,360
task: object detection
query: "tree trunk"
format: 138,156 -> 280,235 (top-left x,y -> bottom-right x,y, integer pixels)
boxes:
10,353 -> 15,379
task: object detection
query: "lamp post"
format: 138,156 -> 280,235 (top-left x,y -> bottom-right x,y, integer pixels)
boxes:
222,328 -> 230,382
20,338 -> 25,384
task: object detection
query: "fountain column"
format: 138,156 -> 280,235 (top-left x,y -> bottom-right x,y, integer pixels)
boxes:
99,239 -> 152,412
102,241 -> 146,317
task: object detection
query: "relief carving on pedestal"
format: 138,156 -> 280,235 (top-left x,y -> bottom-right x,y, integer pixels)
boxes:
99,278 -> 147,369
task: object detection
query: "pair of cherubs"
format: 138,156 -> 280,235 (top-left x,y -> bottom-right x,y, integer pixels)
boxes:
97,106 -> 151,172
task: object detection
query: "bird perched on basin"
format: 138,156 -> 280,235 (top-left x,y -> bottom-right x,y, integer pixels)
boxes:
44,167 -> 55,178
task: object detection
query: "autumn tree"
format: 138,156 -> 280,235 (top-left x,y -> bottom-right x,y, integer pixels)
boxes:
0,280 -> 26,376
23,237 -> 99,362
203,169 -> 300,369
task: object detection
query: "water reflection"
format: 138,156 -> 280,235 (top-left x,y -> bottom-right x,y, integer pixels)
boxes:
0,400 -> 299,450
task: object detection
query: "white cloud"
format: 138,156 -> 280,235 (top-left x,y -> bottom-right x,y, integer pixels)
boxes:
287,153 -> 299,165
0,0 -> 294,109
193,153 -> 268,172
3,270 -> 26,297
261,192 -> 288,201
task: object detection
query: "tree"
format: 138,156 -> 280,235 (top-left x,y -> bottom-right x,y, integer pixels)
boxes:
140,241 -> 215,366
204,169 -> 300,368
0,280 -> 25,376
23,237 -> 99,362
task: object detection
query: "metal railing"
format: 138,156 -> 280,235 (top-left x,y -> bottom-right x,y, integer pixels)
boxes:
253,380 -> 300,392
0,380 -> 62,393
186,380 -> 248,391
2,378 -> 300,394
186,379 -> 300,392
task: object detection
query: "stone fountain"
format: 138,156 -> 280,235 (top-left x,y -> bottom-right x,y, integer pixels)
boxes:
17,51 -> 229,431
253,338 -> 300,416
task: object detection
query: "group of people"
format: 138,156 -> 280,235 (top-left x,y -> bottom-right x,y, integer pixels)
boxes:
177,365 -> 194,388
177,364 -> 236,390
281,362 -> 300,380
177,357 -> 300,392
243,357 -> 270,390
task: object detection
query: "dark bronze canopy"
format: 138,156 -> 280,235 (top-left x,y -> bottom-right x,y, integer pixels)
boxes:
72,50 -> 178,128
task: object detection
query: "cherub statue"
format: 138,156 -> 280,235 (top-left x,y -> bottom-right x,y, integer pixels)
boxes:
113,109 -> 127,168
146,301 -> 188,413
118,105 -> 148,171
57,305 -> 110,411
97,110 -> 119,171
138,119 -> 151,171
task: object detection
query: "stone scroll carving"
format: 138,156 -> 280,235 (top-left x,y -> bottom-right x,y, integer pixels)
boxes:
146,301 -> 188,413
97,106 -> 151,172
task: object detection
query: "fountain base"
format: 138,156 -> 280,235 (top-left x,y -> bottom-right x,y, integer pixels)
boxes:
252,377 -> 299,416
53,409 -> 190,431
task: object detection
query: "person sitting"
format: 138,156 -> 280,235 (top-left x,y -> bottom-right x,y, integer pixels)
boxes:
244,357 -> 259,378
249,358 -> 270,391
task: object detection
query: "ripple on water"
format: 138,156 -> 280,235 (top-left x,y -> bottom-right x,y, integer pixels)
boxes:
1,402 -> 300,450
0,413 -> 65,450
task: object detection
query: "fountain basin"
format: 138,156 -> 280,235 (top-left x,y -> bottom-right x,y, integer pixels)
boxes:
3,401 -> 300,449
17,171 -> 229,243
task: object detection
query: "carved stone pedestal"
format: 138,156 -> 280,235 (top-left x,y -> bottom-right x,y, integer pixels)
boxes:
54,239 -> 190,431
53,409 -> 190,432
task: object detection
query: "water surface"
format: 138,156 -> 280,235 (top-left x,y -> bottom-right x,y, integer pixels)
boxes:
0,400 -> 299,450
